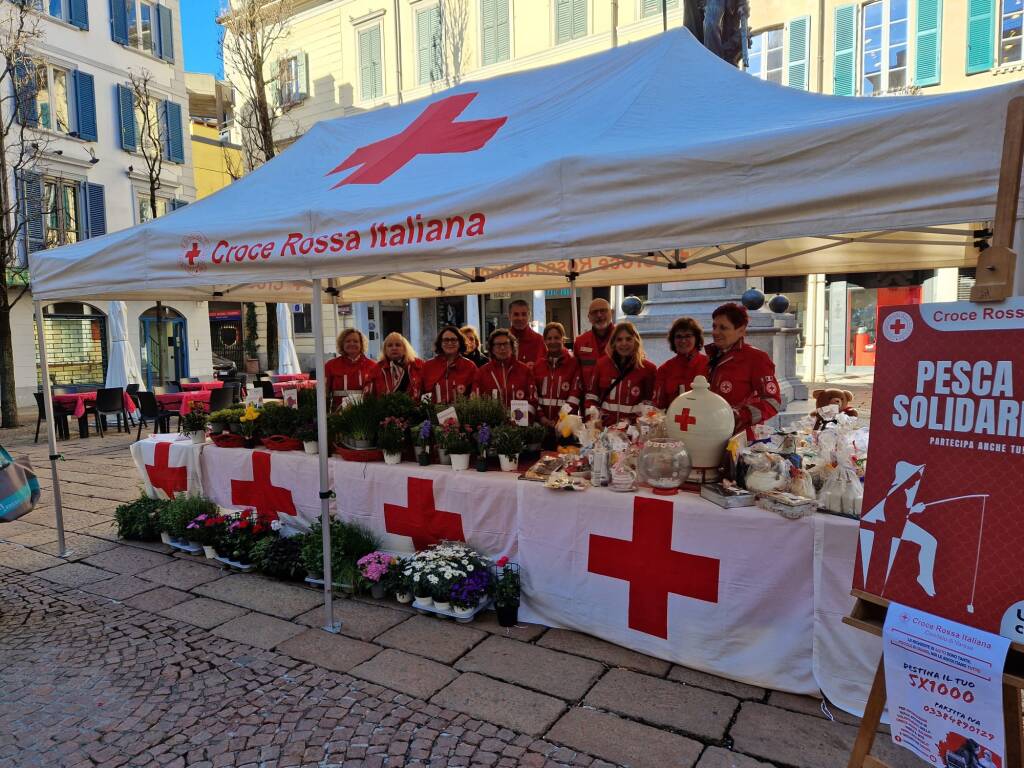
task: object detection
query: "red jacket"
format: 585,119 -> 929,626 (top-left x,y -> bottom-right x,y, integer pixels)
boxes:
370,359 -> 423,399
420,355 -> 477,405
325,354 -> 377,407
534,350 -> 583,422
653,352 -> 710,410
474,358 -> 537,416
573,326 -> 612,391
705,339 -> 781,433
584,356 -> 657,424
511,326 -> 545,366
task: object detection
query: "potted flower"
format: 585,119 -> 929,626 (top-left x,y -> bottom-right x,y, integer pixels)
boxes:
493,556 -> 521,627
437,419 -> 474,471
493,426 -> 525,472
238,403 -> 261,448
186,510 -> 230,558
179,402 -> 208,445
475,424 -> 491,472
251,534 -> 307,581
379,416 -> 407,465
414,420 -> 432,465
220,508 -> 275,567
385,558 -> 413,602
297,421 -> 319,454
158,495 -> 218,547
450,568 -> 492,621
523,424 -> 546,454
208,408 -> 237,435
358,551 -> 396,599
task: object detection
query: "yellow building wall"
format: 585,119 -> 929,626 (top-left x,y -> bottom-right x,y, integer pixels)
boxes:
190,122 -> 241,200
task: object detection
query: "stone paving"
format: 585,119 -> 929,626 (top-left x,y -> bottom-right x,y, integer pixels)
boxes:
0,423 -> 920,768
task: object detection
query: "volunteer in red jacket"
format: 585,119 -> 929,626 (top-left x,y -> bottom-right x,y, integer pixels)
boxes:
584,322 -> 657,424
534,322 -> 582,425
474,328 -> 537,419
508,299 -> 545,367
574,297 -> 614,391
325,328 -> 377,409
370,332 -> 422,398
653,317 -> 710,409
420,325 -> 477,405
706,302 -> 782,434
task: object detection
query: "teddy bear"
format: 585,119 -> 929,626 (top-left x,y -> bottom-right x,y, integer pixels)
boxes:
811,388 -> 858,430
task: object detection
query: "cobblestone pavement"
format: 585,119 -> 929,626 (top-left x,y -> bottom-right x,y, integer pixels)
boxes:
0,423 -> 917,768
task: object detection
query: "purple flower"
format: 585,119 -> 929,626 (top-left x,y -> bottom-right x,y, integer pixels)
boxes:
450,569 -> 492,605
477,424 -> 491,447
419,420 -> 432,440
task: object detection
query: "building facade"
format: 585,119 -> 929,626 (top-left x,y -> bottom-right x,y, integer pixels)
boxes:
3,0 -> 206,412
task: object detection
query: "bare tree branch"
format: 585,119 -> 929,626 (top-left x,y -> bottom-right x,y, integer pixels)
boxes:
442,0 -> 471,88
128,68 -> 164,220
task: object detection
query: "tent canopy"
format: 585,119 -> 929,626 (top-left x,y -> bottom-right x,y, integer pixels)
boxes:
29,29 -> 1018,302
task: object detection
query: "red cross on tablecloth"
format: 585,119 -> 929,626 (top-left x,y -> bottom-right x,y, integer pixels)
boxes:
588,497 -> 719,639
384,477 -> 465,550
675,408 -> 697,431
327,93 -> 507,187
230,451 -> 297,521
145,441 -> 187,499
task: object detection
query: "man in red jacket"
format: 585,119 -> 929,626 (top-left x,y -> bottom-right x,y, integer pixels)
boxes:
573,298 -> 614,392
508,299 -> 545,367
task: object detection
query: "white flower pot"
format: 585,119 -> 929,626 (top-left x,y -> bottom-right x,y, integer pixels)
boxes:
203,545 -> 217,559
453,604 -> 476,619
303,441 -> 319,455
160,532 -> 173,545
395,591 -> 413,604
450,453 -> 471,471
433,600 -> 451,612
499,454 -> 519,472
413,595 -> 433,608
189,431 -> 206,445
384,451 -> 402,465
438,448 -> 451,465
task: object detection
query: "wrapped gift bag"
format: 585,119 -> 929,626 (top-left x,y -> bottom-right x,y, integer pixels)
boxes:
0,446 -> 41,522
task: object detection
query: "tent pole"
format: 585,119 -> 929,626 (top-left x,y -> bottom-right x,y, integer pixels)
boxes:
311,279 -> 339,633
569,261 -> 580,339
34,299 -> 68,558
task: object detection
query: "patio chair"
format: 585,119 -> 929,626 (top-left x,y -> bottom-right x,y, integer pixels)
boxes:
125,384 -> 141,427
222,382 -> 242,404
207,387 -> 234,412
135,391 -> 175,439
33,392 -> 70,442
260,380 -> 275,400
93,387 -> 128,437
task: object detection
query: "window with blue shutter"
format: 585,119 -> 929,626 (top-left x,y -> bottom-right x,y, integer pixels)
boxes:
20,172 -> 46,254
481,0 -> 510,65
117,84 -> 137,151
14,59 -> 38,127
73,70 -> 97,141
555,0 -> 586,43
914,0 -> 942,86
966,0 -> 995,73
832,4 -> 857,95
157,5 -> 174,62
162,101 -> 184,164
69,0 -> 89,29
82,182 -> 106,238
417,6 -> 444,84
358,26 -> 384,100
110,0 -> 129,44
641,0 -> 677,18
786,16 -> 810,89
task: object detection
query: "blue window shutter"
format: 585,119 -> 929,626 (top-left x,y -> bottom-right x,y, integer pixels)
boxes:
117,84 -> 136,151
915,0 -> 942,86
417,9 -> 431,84
73,70 -> 97,141
481,0 -> 496,65
14,59 -> 38,127
571,0 -> 586,40
157,5 -> 175,63
110,0 -> 129,44
555,0 -> 572,43
163,101 -> 184,164
20,172 -> 46,253
69,0 -> 89,29
832,5 -> 856,96
83,182 -> 106,238
786,16 -> 810,90
495,0 -> 510,62
966,0 -> 994,74
296,52 -> 308,99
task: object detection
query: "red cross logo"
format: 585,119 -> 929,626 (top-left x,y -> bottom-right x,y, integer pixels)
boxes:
185,241 -> 201,265
891,318 -> 906,335
145,441 -> 187,499
230,451 -> 297,522
384,477 -> 465,550
327,93 -> 507,187
674,408 -> 697,431
882,311 -> 914,343
588,497 -> 719,639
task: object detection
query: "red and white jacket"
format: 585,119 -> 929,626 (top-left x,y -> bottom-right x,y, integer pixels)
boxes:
325,354 -> 377,408
573,327 -> 612,392
584,356 -> 657,424
420,356 -> 477,405
705,339 -> 781,434
653,352 -> 710,410
474,358 -> 537,417
370,359 -> 423,399
533,350 -> 583,422
511,326 -> 545,366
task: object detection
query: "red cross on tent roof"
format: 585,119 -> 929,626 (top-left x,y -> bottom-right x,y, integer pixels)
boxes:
145,441 -> 187,499
384,477 -> 465,550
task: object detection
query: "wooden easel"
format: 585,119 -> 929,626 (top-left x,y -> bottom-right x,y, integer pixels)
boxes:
845,95 -> 1024,768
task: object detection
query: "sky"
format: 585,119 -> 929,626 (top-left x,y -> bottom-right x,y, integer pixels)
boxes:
180,0 -> 224,77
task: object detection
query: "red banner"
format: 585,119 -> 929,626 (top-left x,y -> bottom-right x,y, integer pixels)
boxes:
854,300 -> 1024,643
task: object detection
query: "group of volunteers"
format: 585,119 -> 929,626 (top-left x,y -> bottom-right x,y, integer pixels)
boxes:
324,296 -> 782,435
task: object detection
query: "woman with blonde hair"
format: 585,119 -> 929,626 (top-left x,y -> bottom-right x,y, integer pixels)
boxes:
370,332 -> 422,398
460,325 -> 489,367
324,328 -> 377,409
583,322 -> 657,424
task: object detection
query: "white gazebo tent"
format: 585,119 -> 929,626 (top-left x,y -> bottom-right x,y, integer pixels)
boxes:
28,29 -> 1024,630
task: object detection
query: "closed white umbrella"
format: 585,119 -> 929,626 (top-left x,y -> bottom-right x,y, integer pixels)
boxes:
105,301 -> 142,389
277,303 -> 301,374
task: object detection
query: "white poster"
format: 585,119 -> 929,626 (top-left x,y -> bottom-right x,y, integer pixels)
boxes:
883,604 -> 1010,767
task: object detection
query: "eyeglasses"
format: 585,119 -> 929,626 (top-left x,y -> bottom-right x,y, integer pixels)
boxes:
674,333 -> 695,340
441,337 -> 460,344
491,341 -> 512,348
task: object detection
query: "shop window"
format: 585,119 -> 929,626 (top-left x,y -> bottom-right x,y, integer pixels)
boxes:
861,0 -> 908,94
748,28 -> 784,84
293,304 -> 313,334
38,303 -> 108,386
